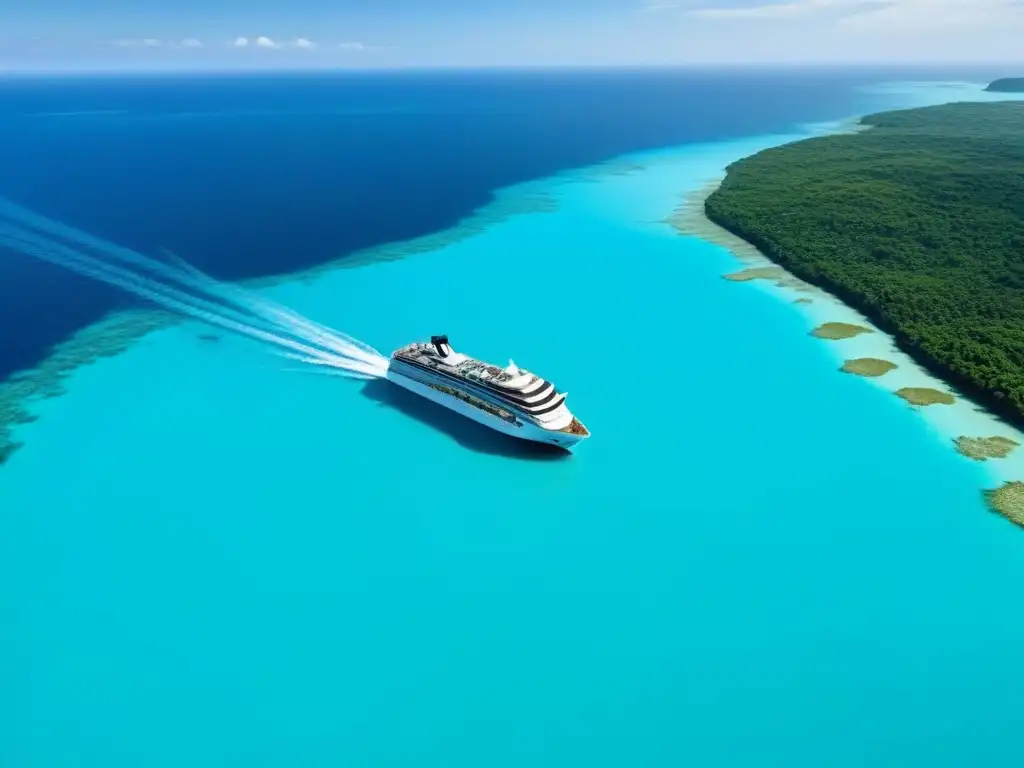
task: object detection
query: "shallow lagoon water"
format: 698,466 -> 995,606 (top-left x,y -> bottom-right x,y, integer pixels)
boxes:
5,83 -> 1024,766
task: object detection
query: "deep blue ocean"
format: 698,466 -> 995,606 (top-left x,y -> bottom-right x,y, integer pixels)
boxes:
5,68 -> 1024,768
0,66 -> 1008,381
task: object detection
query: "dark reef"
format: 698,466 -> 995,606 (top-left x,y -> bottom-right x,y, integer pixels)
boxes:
3,69 -> 883,385
0,185 -> 563,468
0,309 -> 175,465
705,101 -> 1024,433
985,78 -> 1024,93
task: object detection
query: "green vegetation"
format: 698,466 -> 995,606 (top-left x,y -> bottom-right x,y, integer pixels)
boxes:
706,101 -> 1024,428
896,387 -> 956,406
986,79 -> 1024,93
811,322 -> 872,340
841,358 -> 897,377
955,436 -> 1019,461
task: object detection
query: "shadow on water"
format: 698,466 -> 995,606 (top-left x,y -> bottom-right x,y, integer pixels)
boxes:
360,379 -> 570,462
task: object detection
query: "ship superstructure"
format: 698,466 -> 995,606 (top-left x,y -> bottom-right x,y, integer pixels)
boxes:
386,335 -> 589,450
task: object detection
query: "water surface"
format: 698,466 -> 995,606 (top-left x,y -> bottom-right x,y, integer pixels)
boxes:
4,75 -> 1024,768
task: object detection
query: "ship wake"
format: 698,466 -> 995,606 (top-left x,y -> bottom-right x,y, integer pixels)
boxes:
0,198 -> 389,380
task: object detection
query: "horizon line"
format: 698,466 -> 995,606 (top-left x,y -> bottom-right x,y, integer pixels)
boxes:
2,61 -> 1023,78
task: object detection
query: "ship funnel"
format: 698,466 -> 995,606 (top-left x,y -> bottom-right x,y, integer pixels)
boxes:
430,334 -> 452,358
507,359 -> 520,376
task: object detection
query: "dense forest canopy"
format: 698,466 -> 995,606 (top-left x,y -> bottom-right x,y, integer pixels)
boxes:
986,78 -> 1024,92
705,101 -> 1024,426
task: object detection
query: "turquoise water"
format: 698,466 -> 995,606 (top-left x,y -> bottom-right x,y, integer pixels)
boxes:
5,86 -> 1024,766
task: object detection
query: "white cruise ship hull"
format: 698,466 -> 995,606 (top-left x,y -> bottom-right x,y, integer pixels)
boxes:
386,369 -> 587,450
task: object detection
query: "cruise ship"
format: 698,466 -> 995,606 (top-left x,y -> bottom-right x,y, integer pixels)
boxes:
386,336 -> 590,450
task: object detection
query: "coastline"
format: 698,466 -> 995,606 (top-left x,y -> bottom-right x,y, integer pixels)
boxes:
666,112 -> 1024,526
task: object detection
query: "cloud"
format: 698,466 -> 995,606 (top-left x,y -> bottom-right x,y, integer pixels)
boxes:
336,41 -> 396,53
685,0 -> 1023,24
687,0 -> 885,19
113,37 -> 208,51
114,38 -> 163,48
223,35 -> 389,54
229,35 -> 336,52
838,0 -> 1024,30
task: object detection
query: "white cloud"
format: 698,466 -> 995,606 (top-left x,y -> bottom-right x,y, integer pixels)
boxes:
688,0 -> 883,19
113,37 -> 211,52
229,35 -> 338,52
838,0 -> 1024,30
685,0 -> 1023,24
336,41 -> 396,53
114,38 -> 163,48
220,36 -> 387,54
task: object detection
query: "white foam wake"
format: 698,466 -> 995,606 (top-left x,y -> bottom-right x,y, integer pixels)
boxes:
0,199 -> 390,380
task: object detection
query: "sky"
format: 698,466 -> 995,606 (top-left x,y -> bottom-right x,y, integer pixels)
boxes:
1,0 -> 1023,71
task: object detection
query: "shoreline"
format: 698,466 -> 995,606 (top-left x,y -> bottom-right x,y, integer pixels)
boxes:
702,199 -> 1024,435
665,114 -> 1024,526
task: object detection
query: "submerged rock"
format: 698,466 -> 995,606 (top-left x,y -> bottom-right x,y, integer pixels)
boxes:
955,436 -> 1020,461
723,267 -> 787,282
841,358 -> 897,378
985,481 -> 1024,528
811,322 -> 872,340
722,266 -> 813,291
896,387 -> 955,406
